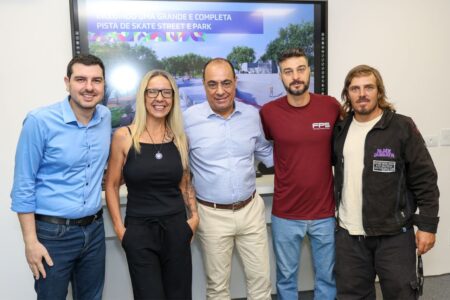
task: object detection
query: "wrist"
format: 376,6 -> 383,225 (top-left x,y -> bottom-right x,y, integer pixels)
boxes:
114,224 -> 125,234
189,215 -> 199,226
23,233 -> 39,245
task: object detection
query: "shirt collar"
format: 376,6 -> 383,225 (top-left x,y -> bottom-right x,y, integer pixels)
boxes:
204,100 -> 242,119
62,96 -> 103,127
62,96 -> 78,124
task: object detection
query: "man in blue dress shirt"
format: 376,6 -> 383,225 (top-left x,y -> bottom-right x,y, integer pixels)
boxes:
10,54 -> 111,300
183,58 -> 273,300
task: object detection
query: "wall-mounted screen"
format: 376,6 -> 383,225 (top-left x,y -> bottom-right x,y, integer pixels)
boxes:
70,0 -> 327,128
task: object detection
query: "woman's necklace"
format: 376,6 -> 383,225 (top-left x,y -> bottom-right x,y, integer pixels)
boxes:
145,126 -> 165,160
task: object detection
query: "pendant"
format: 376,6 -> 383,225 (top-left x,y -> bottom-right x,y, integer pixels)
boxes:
155,151 -> 163,160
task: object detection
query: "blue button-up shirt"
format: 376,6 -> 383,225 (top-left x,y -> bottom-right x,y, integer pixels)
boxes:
183,101 -> 273,204
11,97 -> 111,218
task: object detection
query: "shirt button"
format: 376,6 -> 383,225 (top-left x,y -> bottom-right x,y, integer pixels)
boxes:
88,164 -> 91,168
86,182 -> 89,186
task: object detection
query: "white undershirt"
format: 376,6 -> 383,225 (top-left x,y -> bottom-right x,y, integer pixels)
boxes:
339,114 -> 382,235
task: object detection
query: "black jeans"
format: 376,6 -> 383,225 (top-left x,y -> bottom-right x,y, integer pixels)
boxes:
122,211 -> 193,300
335,226 -> 418,300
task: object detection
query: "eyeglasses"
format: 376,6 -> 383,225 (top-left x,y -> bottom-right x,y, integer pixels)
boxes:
145,88 -> 174,98
206,80 -> 234,90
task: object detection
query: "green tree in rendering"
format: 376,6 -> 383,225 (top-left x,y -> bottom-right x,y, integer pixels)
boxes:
161,53 -> 210,78
227,46 -> 256,71
261,22 -> 314,65
90,43 -> 161,80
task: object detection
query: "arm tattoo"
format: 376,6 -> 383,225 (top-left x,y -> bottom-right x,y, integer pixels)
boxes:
181,171 -> 197,218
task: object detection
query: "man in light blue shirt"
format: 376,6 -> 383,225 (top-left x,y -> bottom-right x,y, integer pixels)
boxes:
10,54 -> 111,300
183,58 -> 273,299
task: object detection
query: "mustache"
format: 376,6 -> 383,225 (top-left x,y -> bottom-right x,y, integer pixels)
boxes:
290,80 -> 305,86
356,97 -> 369,102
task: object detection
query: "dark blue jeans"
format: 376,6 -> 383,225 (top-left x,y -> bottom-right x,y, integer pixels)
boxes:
34,217 -> 105,300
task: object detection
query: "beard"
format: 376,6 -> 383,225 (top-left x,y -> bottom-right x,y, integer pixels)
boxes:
283,79 -> 310,96
353,97 -> 378,115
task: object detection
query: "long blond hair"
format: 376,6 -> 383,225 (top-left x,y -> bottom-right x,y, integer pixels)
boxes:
131,69 -> 189,170
341,64 -> 395,118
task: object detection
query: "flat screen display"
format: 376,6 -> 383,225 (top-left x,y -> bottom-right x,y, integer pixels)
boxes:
70,0 -> 327,128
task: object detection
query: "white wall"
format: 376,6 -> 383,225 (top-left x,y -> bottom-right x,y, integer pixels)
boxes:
0,1 -> 72,298
1,0 -> 449,298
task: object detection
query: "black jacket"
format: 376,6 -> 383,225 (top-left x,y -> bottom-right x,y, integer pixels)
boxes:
333,110 -> 439,235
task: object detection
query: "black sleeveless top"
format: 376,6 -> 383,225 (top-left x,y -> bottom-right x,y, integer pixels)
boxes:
123,140 -> 185,217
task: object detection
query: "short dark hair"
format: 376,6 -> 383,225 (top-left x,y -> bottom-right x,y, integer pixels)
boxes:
277,48 -> 309,65
202,58 -> 236,81
66,54 -> 105,79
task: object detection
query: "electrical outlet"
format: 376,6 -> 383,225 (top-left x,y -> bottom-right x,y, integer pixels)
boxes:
440,128 -> 450,146
424,135 -> 439,148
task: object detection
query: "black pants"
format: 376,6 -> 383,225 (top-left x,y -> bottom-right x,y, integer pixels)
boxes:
122,211 -> 193,300
335,226 -> 418,300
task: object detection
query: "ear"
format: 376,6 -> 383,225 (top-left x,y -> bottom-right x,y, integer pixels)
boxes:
64,76 -> 70,92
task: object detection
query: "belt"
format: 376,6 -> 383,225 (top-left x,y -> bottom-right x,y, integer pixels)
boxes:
35,210 -> 103,226
197,191 -> 256,211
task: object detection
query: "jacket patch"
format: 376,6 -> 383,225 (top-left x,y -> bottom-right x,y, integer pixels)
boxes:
373,160 -> 396,173
374,148 -> 395,158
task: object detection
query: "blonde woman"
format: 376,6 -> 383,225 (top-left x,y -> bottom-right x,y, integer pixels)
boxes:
105,70 -> 198,300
